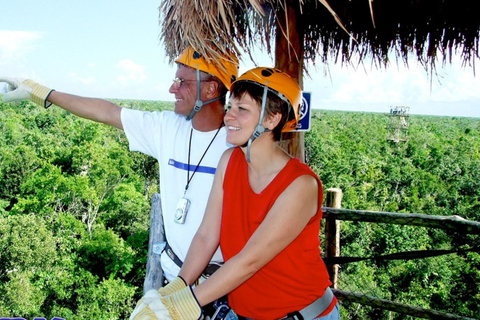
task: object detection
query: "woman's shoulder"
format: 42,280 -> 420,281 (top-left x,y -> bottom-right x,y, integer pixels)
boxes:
287,157 -> 316,175
221,146 -> 237,159
283,158 -> 322,190
218,147 -> 239,173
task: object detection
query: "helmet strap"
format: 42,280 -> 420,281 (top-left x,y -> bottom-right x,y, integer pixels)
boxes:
186,69 -> 226,120
246,86 -> 269,162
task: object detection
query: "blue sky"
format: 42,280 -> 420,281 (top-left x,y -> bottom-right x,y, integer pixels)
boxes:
1,0 -> 479,118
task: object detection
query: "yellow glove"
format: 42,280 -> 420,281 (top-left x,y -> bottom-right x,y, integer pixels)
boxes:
130,277 -> 186,319
158,276 -> 187,296
130,289 -> 171,320
161,286 -> 203,320
0,77 -> 54,108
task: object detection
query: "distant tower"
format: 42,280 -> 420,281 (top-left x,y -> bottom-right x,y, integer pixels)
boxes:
387,106 -> 410,142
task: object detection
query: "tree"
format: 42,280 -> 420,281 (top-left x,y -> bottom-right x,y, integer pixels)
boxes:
0,215 -> 56,318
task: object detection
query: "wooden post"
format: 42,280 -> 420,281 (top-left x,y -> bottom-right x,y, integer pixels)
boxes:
143,193 -> 165,294
325,188 -> 342,288
275,0 -> 305,162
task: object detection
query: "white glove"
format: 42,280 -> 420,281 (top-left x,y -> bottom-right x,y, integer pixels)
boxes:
130,285 -> 203,320
130,277 -> 189,320
0,77 -> 54,108
130,289 -> 172,320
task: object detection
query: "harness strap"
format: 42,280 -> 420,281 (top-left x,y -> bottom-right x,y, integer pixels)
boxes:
186,68 -> 225,120
237,287 -> 335,320
288,287 -> 335,320
164,241 -> 222,278
164,241 -> 184,268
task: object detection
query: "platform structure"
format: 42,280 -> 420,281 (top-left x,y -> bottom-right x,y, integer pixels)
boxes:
387,106 -> 410,142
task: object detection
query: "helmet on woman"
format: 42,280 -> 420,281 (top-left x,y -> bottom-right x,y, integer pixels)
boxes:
230,67 -> 301,162
231,67 -> 301,132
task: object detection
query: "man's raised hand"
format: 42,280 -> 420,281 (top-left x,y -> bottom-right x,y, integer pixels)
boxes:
0,77 -> 54,108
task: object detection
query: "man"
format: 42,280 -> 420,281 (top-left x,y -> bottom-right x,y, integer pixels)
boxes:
0,46 -> 238,289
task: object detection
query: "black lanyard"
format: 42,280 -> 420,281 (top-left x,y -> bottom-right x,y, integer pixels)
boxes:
185,124 -> 222,194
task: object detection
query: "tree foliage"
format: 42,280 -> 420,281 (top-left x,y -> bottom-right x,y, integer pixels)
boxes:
0,99 -> 167,319
1,98 -> 478,319
307,110 -> 480,319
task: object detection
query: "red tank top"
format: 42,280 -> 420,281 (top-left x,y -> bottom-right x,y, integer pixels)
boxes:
220,147 -> 334,319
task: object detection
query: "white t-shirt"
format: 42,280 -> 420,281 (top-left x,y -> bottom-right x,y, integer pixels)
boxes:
121,109 -> 230,281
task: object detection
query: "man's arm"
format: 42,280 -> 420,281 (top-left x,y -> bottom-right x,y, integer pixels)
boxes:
1,77 -> 123,130
48,91 -> 123,130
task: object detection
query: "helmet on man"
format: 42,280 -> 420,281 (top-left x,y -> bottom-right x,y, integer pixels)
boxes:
175,47 -> 239,91
175,47 -> 239,120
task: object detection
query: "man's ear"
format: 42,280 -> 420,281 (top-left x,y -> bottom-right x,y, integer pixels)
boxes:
264,112 -> 282,130
204,81 -> 220,98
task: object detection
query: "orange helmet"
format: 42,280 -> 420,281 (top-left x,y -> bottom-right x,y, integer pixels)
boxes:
232,67 -> 301,132
175,47 -> 239,90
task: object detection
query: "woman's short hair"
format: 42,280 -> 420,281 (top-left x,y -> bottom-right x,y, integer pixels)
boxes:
230,81 -> 289,141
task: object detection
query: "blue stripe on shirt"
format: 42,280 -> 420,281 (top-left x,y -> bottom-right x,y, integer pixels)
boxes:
168,159 -> 217,175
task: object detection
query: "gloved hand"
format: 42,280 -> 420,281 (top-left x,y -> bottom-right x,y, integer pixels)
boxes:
129,285 -> 203,320
161,286 -> 203,320
159,276 -> 187,296
130,276 -> 186,319
129,289 -> 172,320
0,77 -> 54,108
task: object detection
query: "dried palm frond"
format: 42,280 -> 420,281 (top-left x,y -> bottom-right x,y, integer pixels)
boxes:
160,0 -> 252,64
159,0 -> 480,70
159,0 -> 344,63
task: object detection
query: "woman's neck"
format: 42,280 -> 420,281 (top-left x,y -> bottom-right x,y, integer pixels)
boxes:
242,139 -> 291,194
243,136 -> 291,173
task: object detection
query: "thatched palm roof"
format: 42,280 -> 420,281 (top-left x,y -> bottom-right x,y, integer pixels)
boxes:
159,0 -> 480,71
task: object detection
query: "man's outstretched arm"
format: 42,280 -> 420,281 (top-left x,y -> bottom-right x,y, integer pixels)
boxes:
1,77 -> 123,130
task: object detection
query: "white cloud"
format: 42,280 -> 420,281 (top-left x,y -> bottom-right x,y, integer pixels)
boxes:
303,55 -> 480,117
324,63 -> 429,105
0,30 -> 42,61
151,80 -> 175,101
430,66 -> 479,103
115,59 -> 147,84
68,72 -> 95,85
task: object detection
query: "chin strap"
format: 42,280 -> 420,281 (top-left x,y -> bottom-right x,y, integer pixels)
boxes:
186,69 -> 225,120
246,86 -> 269,162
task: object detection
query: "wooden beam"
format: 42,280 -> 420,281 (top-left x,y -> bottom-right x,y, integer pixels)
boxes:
275,0 -> 305,162
324,188 -> 343,288
143,193 -> 165,293
323,208 -> 480,235
333,289 -> 477,320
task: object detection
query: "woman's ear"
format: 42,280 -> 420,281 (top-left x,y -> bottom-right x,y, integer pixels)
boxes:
264,112 -> 282,130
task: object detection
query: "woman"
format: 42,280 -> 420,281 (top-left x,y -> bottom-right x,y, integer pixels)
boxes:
130,67 -> 340,320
